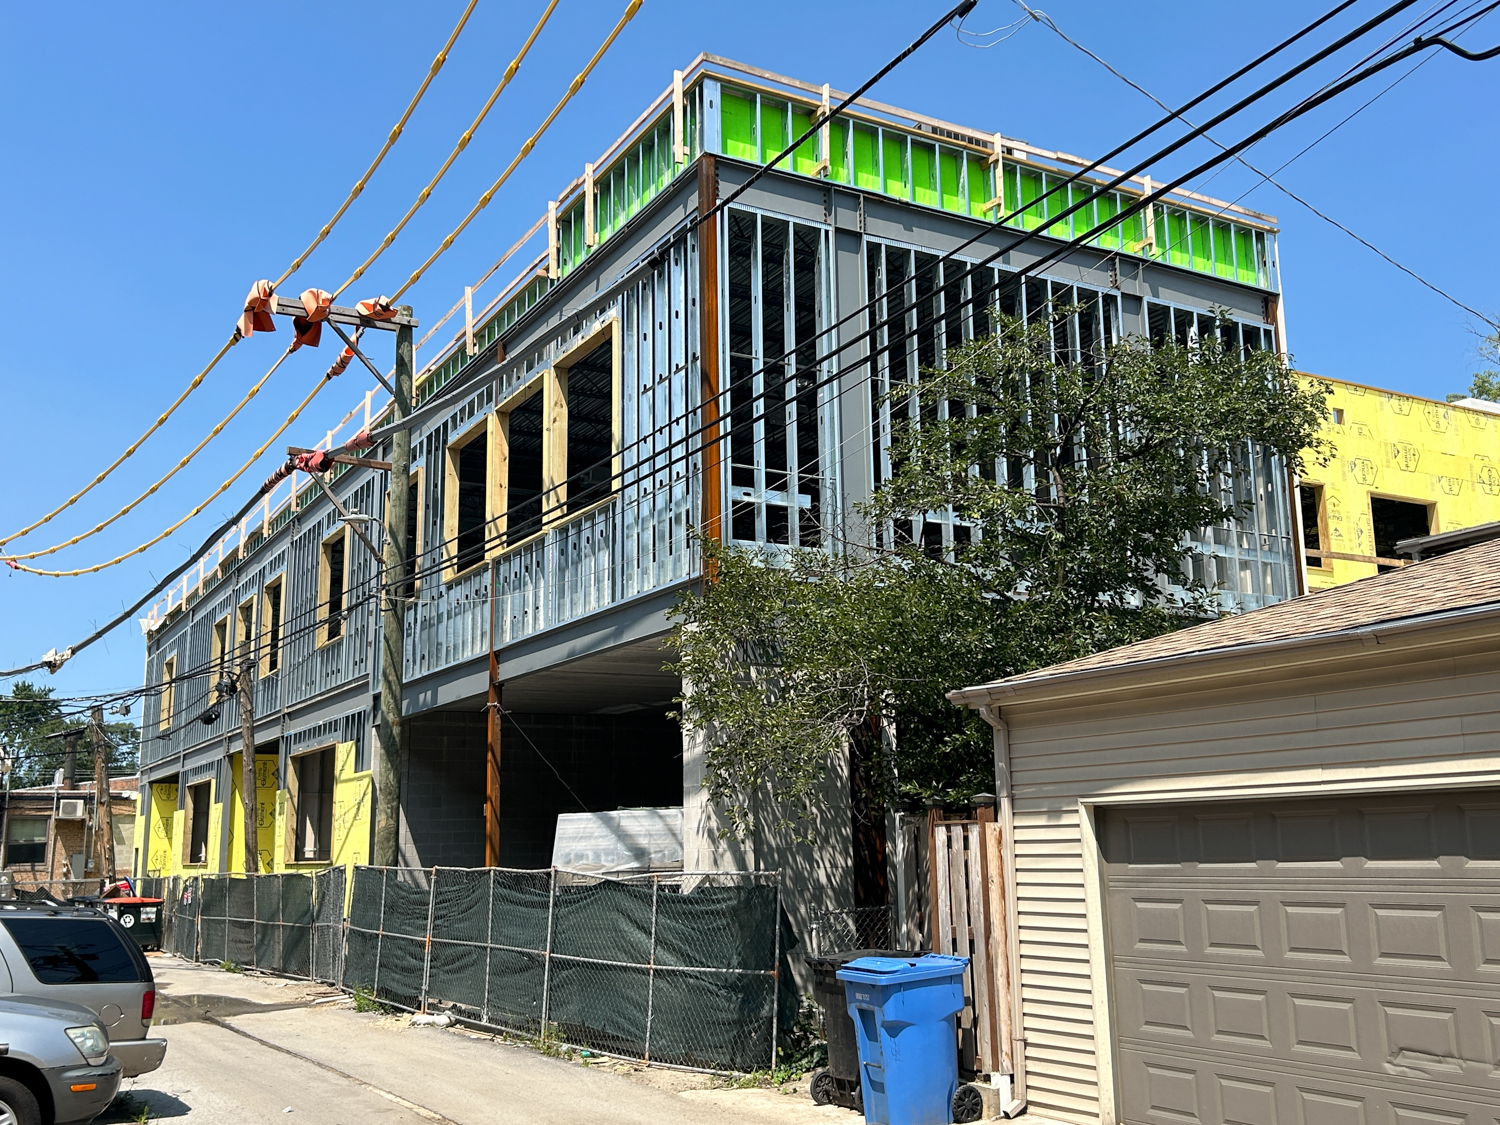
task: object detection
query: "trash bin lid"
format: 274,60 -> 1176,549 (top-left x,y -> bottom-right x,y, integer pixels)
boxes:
836,953 -> 969,985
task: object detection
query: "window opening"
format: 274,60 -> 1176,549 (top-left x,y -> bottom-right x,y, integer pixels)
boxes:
160,656 -> 176,727
292,748 -> 335,863
1300,484 -> 1326,569
403,472 -> 420,597
507,394 -> 545,542
236,599 -> 254,662
1371,497 -> 1428,571
262,579 -> 283,674
186,781 -> 211,865
564,341 -> 614,513
210,617 -> 228,673
319,529 -> 347,643
724,208 -> 828,546
454,432 -> 488,572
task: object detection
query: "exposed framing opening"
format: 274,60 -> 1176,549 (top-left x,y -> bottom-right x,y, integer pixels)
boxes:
159,656 -> 177,730
443,419 -> 496,580
549,320 -> 621,521
505,390 -> 545,544
402,467 -> 423,598
210,616 -> 229,674
184,780 -> 212,866
236,597 -> 255,664
1300,483 -> 1327,569
260,577 -> 284,676
1371,495 -> 1431,571
317,525 -> 348,646
284,745 -> 335,865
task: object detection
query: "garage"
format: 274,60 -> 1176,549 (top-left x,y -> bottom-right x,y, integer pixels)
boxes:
1102,789 -> 1500,1124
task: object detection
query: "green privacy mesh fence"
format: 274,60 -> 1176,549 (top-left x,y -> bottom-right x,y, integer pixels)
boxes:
158,865 -> 791,1074
160,870 -> 345,984
342,867 -> 795,1073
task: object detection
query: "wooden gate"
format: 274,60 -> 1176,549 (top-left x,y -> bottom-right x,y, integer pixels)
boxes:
928,811 -> 1013,1080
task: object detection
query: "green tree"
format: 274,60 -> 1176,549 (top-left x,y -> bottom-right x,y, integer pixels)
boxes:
0,682 -> 139,789
671,309 -> 1330,835
1447,330 -> 1500,403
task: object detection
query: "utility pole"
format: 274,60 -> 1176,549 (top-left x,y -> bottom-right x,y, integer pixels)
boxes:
375,307 -> 414,866
238,661 -> 259,872
89,706 -> 115,881
62,731 -> 78,790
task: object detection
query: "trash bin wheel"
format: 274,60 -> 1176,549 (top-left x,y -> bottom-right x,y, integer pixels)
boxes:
952,1083 -> 985,1124
808,1069 -> 837,1106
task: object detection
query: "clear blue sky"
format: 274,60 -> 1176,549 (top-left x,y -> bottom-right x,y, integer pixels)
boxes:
1,0 -> 1495,701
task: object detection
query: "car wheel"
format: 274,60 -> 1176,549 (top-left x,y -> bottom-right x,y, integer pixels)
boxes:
0,1077 -> 41,1125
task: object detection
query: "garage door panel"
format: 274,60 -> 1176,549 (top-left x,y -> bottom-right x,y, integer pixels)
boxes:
1107,886 -> 1500,985
1118,1039 -> 1495,1125
1102,792 -> 1500,1123
1113,965 -> 1500,1082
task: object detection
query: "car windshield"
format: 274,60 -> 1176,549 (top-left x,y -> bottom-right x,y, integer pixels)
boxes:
1,917 -> 140,983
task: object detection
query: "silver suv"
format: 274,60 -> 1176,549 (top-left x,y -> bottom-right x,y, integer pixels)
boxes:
0,994 -> 120,1124
0,906 -> 165,1080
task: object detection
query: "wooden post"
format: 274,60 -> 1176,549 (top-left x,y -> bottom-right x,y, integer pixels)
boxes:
925,798 -> 943,951
62,732 -> 78,790
238,662 -> 259,873
485,661 -> 502,866
375,308 -> 415,867
89,707 -> 115,880
697,154 -> 722,547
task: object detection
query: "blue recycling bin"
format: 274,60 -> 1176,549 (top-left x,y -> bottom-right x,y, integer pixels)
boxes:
837,954 -> 968,1125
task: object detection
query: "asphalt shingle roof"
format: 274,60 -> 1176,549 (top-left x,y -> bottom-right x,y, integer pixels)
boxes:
985,535 -> 1500,688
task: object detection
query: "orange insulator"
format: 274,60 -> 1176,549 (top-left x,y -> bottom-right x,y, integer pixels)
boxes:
356,296 -> 398,321
237,280 -> 276,339
291,287 -> 332,350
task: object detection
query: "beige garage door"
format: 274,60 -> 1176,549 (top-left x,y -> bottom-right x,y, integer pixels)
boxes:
1101,790 -> 1500,1125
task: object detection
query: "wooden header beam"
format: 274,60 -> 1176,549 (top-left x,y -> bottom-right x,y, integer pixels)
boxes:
270,295 -> 419,330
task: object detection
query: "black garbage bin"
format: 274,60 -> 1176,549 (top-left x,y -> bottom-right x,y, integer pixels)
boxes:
805,949 -> 923,1112
100,898 -> 164,952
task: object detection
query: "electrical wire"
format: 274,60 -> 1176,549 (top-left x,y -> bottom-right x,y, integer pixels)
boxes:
0,0 -> 1454,674
333,0 -> 563,300
387,0 -> 646,304
0,3 -> 479,554
1018,0 -> 1500,331
395,0 -> 1500,586
1,345 -> 299,562
5,361 -> 346,577
393,0 -> 1448,578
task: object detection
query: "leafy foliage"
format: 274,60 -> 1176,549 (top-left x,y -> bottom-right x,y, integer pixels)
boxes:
671,310 -> 1330,827
0,680 -> 139,788
1447,330 -> 1500,403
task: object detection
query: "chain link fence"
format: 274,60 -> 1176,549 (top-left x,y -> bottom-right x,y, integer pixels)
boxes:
160,870 -> 345,983
808,905 -> 898,955
342,867 -> 791,1073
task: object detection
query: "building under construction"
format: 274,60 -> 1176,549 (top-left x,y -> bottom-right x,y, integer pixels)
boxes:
135,53 -> 1295,997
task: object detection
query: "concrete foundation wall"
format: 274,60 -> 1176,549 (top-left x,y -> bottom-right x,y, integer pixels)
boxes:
399,711 -> 488,870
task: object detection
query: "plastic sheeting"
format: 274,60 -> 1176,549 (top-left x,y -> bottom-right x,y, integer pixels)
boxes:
550,807 -> 683,874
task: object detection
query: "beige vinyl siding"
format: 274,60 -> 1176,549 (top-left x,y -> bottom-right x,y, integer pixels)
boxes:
1001,630 -> 1500,1124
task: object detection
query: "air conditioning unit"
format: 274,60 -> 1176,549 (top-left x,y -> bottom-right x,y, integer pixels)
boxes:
57,799 -> 86,820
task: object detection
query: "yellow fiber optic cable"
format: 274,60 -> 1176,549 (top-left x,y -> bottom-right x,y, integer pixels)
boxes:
7,366 -> 343,577
0,336 -> 238,550
334,0 -> 562,299
275,0 -> 479,290
0,2 -> 477,552
0,346 -> 298,561
390,0 -> 644,303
